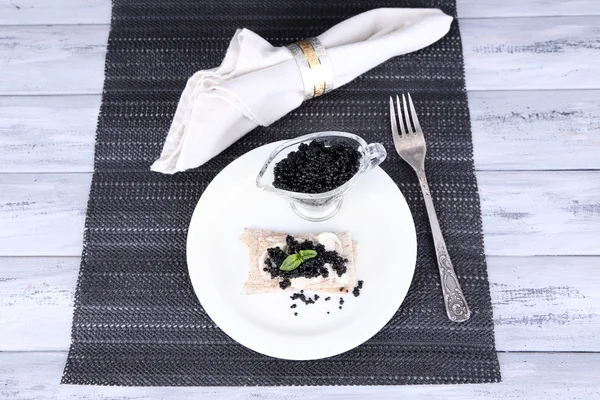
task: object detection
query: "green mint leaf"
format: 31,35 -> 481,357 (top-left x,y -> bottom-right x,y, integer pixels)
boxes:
280,253 -> 302,271
298,249 -> 317,261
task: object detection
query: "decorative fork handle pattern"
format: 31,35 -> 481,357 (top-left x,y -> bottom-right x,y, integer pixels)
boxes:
416,169 -> 471,322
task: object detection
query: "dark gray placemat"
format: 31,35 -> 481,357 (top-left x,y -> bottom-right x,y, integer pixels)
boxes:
61,0 -> 501,386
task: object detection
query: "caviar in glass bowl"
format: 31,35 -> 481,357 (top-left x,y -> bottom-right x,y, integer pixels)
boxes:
256,132 -> 386,221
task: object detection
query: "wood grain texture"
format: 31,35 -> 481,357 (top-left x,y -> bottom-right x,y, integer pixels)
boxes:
1,172 -> 598,257
1,352 -> 599,399
458,0 -> 600,18
2,0 -> 600,397
469,90 -> 600,171
0,174 -> 90,256
0,96 -> 99,173
0,257 -> 76,352
478,171 -> 600,256
1,91 -> 598,173
489,257 -> 600,351
2,17 -> 600,95
0,0 -> 111,25
0,25 -> 108,95
462,16 -> 600,90
2,256 -> 598,352
2,0 -> 599,25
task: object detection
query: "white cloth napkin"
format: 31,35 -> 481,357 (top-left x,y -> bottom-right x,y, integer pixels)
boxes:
151,8 -> 453,174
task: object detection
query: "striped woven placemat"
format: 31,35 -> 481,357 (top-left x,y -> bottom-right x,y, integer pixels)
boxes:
62,0 -> 501,386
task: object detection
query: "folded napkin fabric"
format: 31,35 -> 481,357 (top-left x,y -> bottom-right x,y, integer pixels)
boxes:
151,8 -> 453,174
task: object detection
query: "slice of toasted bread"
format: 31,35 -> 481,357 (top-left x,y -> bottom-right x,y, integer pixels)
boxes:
240,228 -> 356,294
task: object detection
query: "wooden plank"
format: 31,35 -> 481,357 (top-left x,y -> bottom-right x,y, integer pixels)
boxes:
1,91 -> 598,173
0,96 -> 99,173
478,171 -> 600,256
489,256 -> 600,351
0,257 -> 77,351
1,0 -> 599,26
0,25 -> 108,95
2,256 -> 598,352
462,16 -> 600,90
0,0 -> 111,25
458,0 -> 600,18
2,17 -> 600,95
1,172 -> 598,257
0,174 -> 90,257
1,352 -> 599,399
469,90 -> 600,171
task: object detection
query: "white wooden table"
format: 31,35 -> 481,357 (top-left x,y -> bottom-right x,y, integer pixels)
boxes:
1,0 -> 599,398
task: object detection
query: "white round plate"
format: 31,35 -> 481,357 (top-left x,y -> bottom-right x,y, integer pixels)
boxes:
187,142 -> 417,360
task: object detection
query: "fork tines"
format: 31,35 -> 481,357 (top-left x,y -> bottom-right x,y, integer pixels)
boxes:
389,93 -> 422,136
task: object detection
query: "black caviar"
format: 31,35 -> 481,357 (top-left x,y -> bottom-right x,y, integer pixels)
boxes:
353,280 -> 364,297
279,278 -> 291,290
265,235 -> 348,288
273,140 -> 361,193
290,292 -> 315,305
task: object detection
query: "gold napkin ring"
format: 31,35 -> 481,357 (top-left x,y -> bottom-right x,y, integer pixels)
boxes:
287,37 -> 334,100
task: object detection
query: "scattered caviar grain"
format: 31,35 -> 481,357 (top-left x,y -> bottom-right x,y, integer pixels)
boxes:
327,311 -> 330,314
279,278 -> 291,290
339,297 -> 345,305
290,292 -> 315,305
290,304 -> 297,309
294,312 -> 298,316
353,280 -> 364,297
339,306 -> 342,310
314,294 -> 320,301
325,297 -> 331,301
339,287 -> 344,292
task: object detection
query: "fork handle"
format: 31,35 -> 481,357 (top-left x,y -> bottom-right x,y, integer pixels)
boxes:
416,169 -> 471,322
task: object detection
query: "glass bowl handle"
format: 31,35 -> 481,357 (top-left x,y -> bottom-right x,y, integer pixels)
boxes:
365,143 -> 387,171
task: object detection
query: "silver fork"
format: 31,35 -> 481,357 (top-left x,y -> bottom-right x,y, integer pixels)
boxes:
390,94 -> 471,322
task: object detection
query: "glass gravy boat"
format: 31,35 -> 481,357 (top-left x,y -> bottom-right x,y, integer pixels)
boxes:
256,131 -> 387,221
